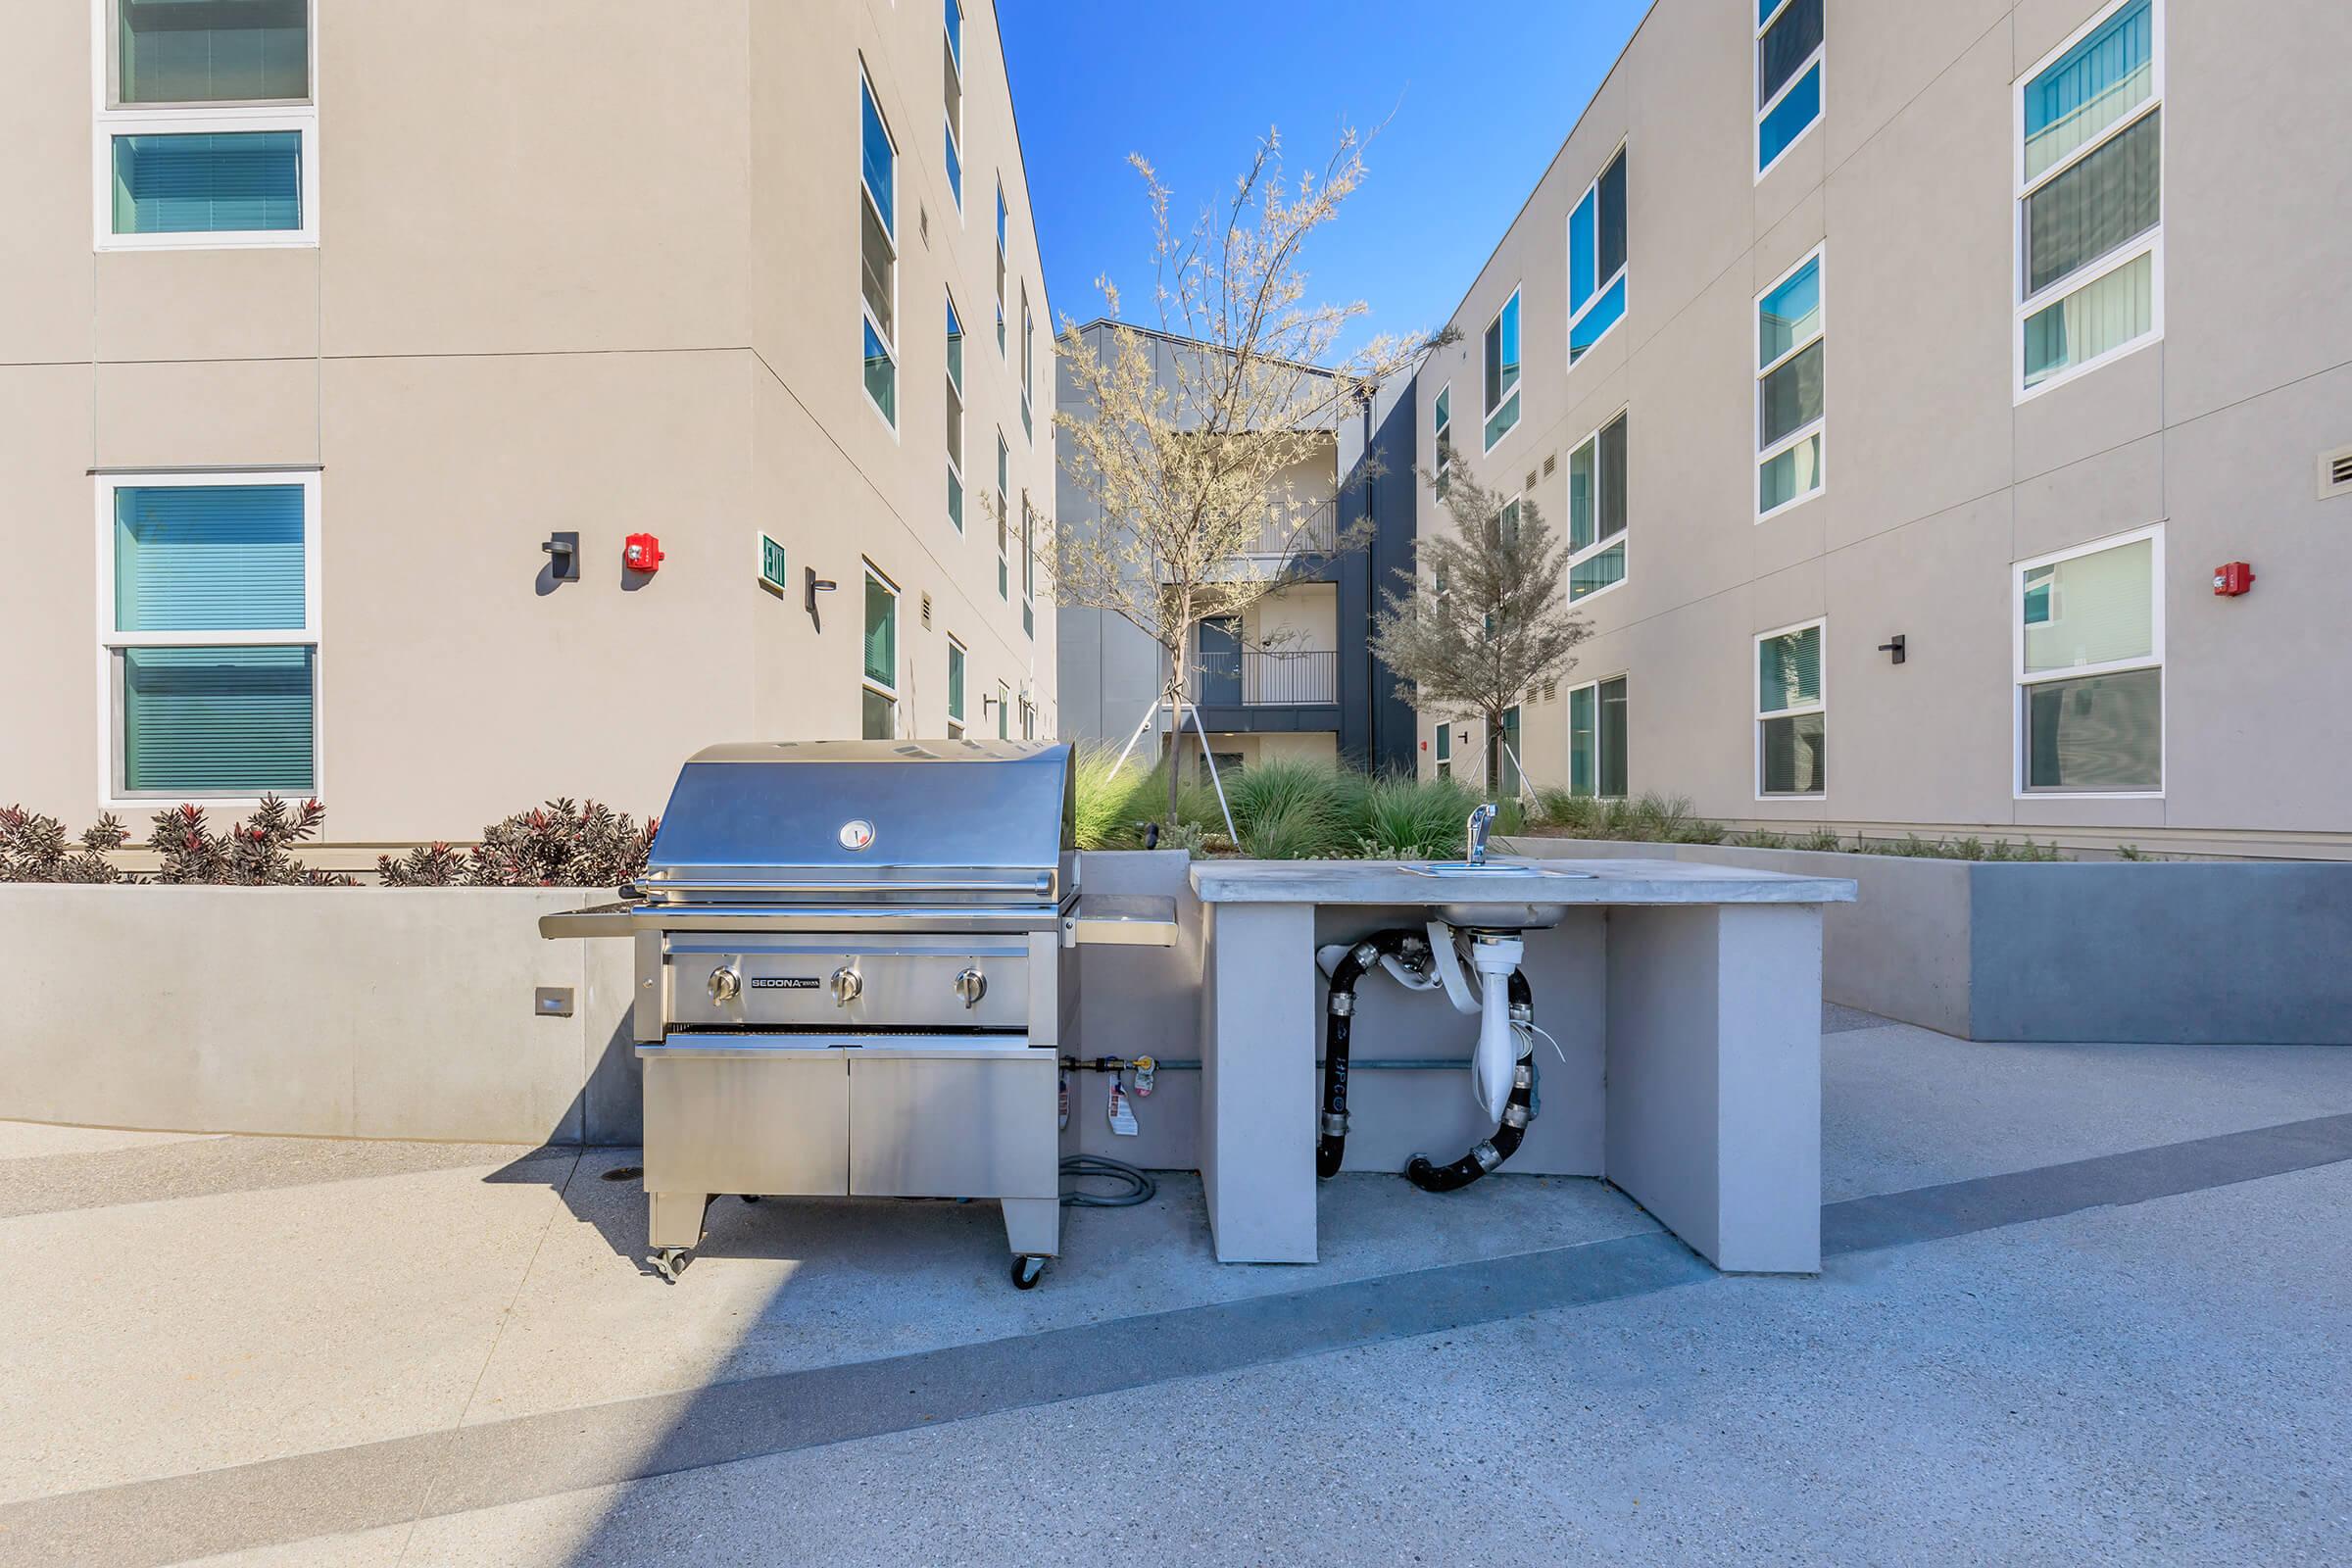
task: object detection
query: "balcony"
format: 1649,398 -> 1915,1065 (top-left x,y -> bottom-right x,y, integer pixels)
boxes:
1197,647 -> 1337,707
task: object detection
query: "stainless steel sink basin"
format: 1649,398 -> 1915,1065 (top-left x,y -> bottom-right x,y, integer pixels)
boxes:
1396,860 -> 1592,929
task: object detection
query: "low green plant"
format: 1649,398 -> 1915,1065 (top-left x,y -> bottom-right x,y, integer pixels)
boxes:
1355,774 -> 1479,858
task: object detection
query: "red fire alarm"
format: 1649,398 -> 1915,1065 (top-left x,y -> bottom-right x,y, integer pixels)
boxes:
623,532 -> 664,574
2212,561 -> 2254,597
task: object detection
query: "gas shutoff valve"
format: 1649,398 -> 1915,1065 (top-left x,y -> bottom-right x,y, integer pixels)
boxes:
1132,1055 -> 1157,1097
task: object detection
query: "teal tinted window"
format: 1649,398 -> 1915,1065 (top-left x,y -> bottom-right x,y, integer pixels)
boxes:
2026,667 -> 2160,792
948,643 -> 966,721
1597,676 -> 1628,798
1570,275 -> 1625,363
115,484 -> 305,632
859,79 -> 894,232
1758,62 -> 1821,171
1758,625 -> 1822,712
1758,256 -> 1822,367
112,130 -> 300,234
1570,189 -> 1596,310
119,0 -> 309,105
122,645 -> 315,794
863,575 -> 897,686
2024,0 -> 2152,182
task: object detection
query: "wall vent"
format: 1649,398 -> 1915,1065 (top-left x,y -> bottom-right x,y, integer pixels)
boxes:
1543,453 -> 1557,477
920,592 -> 933,629
1524,468 -> 1539,491
2321,445 -> 2352,501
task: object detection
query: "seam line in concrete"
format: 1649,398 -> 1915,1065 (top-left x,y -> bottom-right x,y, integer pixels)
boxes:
9,1109 -> 2352,1568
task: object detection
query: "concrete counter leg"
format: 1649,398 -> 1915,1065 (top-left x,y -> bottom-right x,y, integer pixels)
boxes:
1198,901 -> 1319,1262
1604,903 -> 1823,1274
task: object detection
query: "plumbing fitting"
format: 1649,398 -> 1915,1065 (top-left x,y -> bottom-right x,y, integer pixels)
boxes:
1315,930 -> 1427,1179
1405,974 -> 1537,1193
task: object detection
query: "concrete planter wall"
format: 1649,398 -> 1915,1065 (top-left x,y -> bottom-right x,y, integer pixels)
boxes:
1508,838 -> 2352,1045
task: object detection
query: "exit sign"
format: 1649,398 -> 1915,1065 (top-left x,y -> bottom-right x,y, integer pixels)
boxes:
758,531 -> 787,594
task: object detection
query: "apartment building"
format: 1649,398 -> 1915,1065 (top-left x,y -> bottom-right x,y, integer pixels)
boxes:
0,0 -> 1054,847
1416,0 -> 2352,858
1055,320 -> 1419,775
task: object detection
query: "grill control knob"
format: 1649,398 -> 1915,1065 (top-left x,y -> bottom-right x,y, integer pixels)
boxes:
709,965 -> 741,1003
830,966 -> 863,1006
954,967 -> 987,1008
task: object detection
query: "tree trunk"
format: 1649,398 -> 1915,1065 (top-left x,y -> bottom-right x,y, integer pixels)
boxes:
1485,710 -> 1504,804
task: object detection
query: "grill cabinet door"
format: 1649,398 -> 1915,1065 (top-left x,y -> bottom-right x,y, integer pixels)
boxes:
849,1042 -> 1057,1200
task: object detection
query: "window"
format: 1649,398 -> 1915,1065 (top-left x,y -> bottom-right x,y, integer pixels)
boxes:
858,69 -> 899,428
1019,283 -> 1035,439
1756,0 -> 1823,177
942,0 -> 963,216
1481,288 -> 1522,452
1020,692 -> 1037,741
97,0 -> 318,248
1567,145 -> 1628,364
1432,383 -> 1452,497
946,636 -> 967,739
995,181 -> 1008,355
1435,722 -> 1451,779
2016,527 -> 2162,794
996,680 -> 1010,740
1756,248 -> 1824,519
946,295 -> 965,531
2016,0 -> 2161,398
1756,620 -> 1826,797
1566,410 -> 1628,601
1568,676 -> 1628,800
100,471 -> 320,799
861,565 -> 899,739
1019,491 -> 1036,638
996,431 -> 1010,600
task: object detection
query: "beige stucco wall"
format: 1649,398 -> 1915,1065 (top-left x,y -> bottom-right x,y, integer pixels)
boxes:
0,0 -> 1054,844
1415,0 -> 2352,859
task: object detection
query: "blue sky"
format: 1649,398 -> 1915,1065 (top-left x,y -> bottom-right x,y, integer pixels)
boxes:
1000,0 -> 1652,358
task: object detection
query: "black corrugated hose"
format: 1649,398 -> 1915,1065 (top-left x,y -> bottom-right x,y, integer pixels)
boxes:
1317,929 -> 1430,1179
1405,971 -> 1536,1192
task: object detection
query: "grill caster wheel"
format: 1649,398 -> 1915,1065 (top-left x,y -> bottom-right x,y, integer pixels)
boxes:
649,1247 -> 691,1284
1010,1255 -> 1047,1290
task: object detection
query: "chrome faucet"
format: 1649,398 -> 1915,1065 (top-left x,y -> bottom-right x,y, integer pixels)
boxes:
1466,804 -> 1497,866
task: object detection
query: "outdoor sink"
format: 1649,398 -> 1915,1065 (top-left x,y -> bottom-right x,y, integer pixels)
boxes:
1396,859 -> 1593,930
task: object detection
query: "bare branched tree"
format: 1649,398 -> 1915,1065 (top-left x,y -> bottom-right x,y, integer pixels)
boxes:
1371,443 -> 1589,798
1052,125 -> 1442,821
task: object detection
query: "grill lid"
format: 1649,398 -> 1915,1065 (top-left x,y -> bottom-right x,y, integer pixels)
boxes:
638,739 -> 1074,906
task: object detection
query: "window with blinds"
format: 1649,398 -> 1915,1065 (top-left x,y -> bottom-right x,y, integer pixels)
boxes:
861,566 -> 899,740
1757,249 -> 1825,519
1567,411 -> 1629,602
943,0 -> 964,214
100,1 -> 316,248
1756,621 -> 1826,797
1757,0 -> 1823,176
2017,0 -> 2161,397
946,638 -> 967,738
859,68 -> 899,427
946,295 -> 966,532
105,475 -> 318,798
1567,146 -> 1628,364
1482,288 -> 1521,453
2016,529 -> 2162,793
1568,676 -> 1629,800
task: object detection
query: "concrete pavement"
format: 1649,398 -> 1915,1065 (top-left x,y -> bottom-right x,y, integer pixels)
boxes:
2,1016 -> 2347,1566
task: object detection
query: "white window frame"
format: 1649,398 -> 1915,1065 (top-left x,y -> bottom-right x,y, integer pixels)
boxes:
1565,141 -> 1629,366
858,63 -> 900,435
996,679 -> 1010,740
996,429 -> 1010,601
946,634 -> 968,739
995,179 -> 1008,357
2011,523 -> 2165,800
1480,286 -> 1522,456
1566,673 -> 1629,800
1755,244 -> 1826,524
1019,489 -> 1037,639
942,0 -> 964,220
92,0 -> 320,251
1432,380 -> 1451,480
2011,0 -> 2165,405
946,288 -> 966,533
861,562 -> 901,737
1434,721 -> 1452,779
1019,283 -> 1034,440
1566,407 -> 1629,606
1755,0 -> 1825,184
1753,616 -> 1827,802
94,468 -> 324,808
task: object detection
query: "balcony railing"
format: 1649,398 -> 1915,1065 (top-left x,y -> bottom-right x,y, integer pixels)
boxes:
1236,511 -> 1339,558
1195,648 -> 1338,707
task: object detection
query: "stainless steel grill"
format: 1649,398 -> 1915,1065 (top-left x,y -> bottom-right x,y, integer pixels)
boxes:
540,739 -> 1171,1286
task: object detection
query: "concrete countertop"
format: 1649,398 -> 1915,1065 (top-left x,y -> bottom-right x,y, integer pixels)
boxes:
1189,857 -> 1859,906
